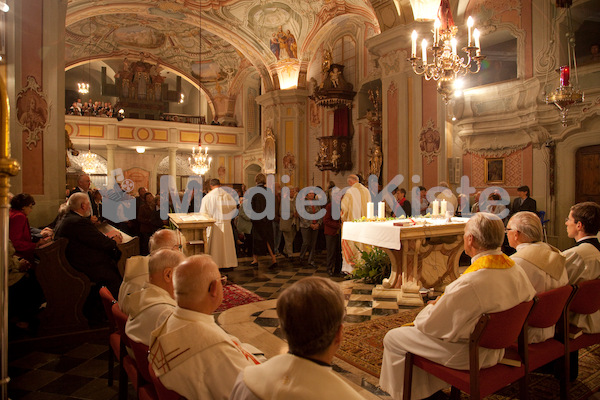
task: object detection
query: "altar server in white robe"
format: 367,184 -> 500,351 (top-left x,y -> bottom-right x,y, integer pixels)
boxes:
118,229 -> 181,314
229,276 -> 365,400
126,249 -> 183,346
380,212 -> 536,400
563,201 -> 600,333
340,174 -> 371,273
506,211 -> 568,343
201,178 -> 238,269
149,255 -> 260,399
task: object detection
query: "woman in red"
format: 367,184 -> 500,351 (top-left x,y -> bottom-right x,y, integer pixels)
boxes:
9,193 -> 49,262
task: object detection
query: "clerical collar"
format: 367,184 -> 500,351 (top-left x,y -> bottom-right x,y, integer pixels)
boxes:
289,352 -> 331,367
577,236 -> 598,242
470,248 -> 502,264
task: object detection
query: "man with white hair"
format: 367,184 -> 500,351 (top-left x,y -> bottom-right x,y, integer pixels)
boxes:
200,178 -> 238,269
340,174 -> 371,273
118,228 -> 181,314
55,192 -> 123,297
379,213 -> 536,400
506,211 -> 568,343
149,255 -> 259,399
125,249 -> 184,346
70,173 -> 99,221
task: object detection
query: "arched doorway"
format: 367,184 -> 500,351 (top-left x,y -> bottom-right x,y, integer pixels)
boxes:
245,163 -> 262,187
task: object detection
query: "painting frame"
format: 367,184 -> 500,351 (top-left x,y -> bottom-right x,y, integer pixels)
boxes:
485,158 -> 505,184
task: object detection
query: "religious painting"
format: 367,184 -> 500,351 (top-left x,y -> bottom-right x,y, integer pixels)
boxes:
485,158 -> 505,184
270,26 -> 298,60
283,151 -> 296,172
124,167 -> 150,194
418,119 -> 440,164
16,76 -> 49,150
263,127 -> 276,174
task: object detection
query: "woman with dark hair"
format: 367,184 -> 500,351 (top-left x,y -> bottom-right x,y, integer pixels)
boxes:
250,173 -> 277,269
9,193 -> 50,262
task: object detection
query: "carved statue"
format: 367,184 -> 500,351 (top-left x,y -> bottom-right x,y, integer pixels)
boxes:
369,146 -> 383,177
331,150 -> 340,169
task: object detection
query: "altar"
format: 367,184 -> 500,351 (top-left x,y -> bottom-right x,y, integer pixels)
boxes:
168,213 -> 215,256
342,217 -> 469,305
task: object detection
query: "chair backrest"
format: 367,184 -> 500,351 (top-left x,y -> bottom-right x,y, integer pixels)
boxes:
148,363 -> 183,400
99,286 -> 117,332
112,302 -> 130,347
478,299 -> 535,349
570,279 -> 600,315
130,339 -> 153,383
528,285 -> 574,329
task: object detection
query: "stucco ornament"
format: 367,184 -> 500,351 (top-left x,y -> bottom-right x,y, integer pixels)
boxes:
17,76 -> 50,150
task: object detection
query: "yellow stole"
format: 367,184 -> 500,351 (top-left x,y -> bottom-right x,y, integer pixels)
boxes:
402,254 -> 514,327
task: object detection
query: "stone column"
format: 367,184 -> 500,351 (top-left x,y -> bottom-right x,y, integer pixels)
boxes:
169,147 -> 178,191
106,144 -> 116,177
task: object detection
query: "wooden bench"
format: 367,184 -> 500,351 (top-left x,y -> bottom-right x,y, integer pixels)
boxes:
35,238 -> 91,335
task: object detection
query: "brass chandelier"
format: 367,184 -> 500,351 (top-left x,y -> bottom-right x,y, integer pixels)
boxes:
408,0 -> 484,103
189,136 -> 212,176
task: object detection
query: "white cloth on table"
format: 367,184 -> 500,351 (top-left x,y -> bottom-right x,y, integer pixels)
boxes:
379,249 -> 536,400
229,353 -> 366,400
200,187 -> 238,269
340,182 -> 372,273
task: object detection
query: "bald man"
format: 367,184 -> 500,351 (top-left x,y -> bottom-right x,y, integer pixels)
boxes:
125,249 -> 184,346
118,229 -> 182,315
340,174 -> 371,274
149,255 -> 259,399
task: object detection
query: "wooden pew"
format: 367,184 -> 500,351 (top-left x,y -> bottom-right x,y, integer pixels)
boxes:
34,238 -> 90,335
117,236 -> 140,277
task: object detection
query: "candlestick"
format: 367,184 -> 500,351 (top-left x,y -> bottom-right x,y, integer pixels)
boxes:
422,39 -> 428,64
432,200 -> 439,216
467,16 -> 474,47
560,66 -> 570,87
434,19 -> 440,46
367,202 -> 374,219
378,201 -> 386,219
451,37 -> 457,56
411,30 -> 417,58
473,29 -> 480,56
440,199 -> 447,215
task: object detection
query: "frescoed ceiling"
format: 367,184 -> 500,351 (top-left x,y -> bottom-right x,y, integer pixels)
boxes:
64,0 -> 381,97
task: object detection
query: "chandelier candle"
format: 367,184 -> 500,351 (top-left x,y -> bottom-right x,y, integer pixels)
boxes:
560,66 -> 570,87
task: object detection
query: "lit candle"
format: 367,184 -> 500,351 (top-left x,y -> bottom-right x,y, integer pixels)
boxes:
367,202 -> 374,219
440,199 -> 447,215
560,66 -> 570,87
451,37 -> 457,56
432,200 -> 439,216
434,19 -> 441,46
473,29 -> 481,56
378,201 -> 386,219
411,30 -> 417,58
467,16 -> 474,47
422,39 -> 428,64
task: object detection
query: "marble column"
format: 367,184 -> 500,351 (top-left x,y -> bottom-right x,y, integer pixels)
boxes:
169,147 -> 178,190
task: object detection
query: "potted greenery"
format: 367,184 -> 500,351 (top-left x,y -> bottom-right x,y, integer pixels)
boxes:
352,246 -> 391,284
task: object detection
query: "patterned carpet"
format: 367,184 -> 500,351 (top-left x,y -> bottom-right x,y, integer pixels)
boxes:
216,282 -> 265,313
334,309 -> 600,400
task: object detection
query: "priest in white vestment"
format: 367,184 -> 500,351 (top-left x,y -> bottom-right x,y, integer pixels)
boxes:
149,255 -> 260,400
118,229 -> 181,314
506,211 -> 568,343
379,213 -> 536,400
200,178 -> 238,269
125,249 -> 183,346
229,276 -> 366,400
340,174 -> 371,273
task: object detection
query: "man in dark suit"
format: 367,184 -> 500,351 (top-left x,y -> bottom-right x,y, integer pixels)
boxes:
70,174 -> 100,222
55,192 -> 123,297
511,185 -> 537,215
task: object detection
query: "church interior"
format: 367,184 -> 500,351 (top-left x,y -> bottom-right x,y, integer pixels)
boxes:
2,0 -> 600,398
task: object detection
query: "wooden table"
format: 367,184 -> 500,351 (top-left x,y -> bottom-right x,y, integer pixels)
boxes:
168,213 -> 215,256
342,217 -> 469,305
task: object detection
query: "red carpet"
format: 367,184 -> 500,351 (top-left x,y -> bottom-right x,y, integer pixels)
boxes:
216,282 -> 265,313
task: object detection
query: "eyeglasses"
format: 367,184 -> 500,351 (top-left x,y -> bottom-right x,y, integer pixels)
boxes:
505,228 -> 514,233
209,276 -> 227,292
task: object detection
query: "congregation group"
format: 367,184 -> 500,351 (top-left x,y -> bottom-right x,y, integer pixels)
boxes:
6,169 -> 600,399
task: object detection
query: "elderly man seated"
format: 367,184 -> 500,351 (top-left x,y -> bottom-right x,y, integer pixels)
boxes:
118,229 -> 181,314
229,276 -> 366,399
149,255 -> 260,399
379,212 -> 536,400
506,211 -> 568,343
125,249 -> 184,346
55,192 -> 122,297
